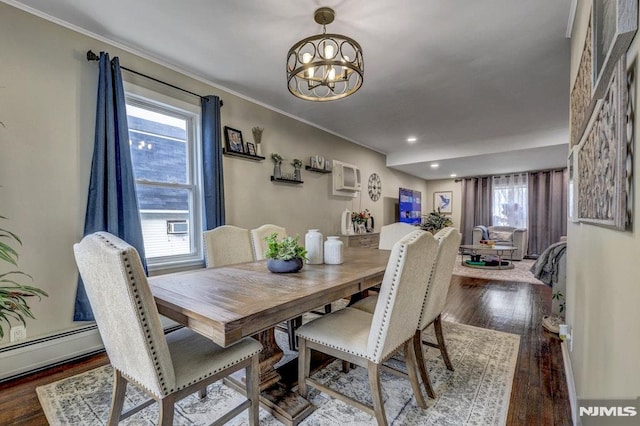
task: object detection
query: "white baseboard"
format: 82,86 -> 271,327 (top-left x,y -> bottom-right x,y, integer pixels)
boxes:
561,340 -> 579,426
0,325 -> 104,382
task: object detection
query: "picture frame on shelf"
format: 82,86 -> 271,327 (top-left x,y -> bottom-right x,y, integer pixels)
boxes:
433,191 -> 453,214
246,142 -> 256,156
224,126 -> 244,153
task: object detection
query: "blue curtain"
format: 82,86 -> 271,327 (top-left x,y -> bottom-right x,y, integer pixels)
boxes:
74,52 -> 147,321
201,95 -> 225,230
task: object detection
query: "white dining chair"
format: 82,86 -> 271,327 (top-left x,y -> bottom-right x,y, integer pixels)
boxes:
378,222 -> 417,250
73,232 -> 262,426
296,230 -> 439,425
250,224 -> 287,260
351,226 -> 462,398
204,225 -> 255,268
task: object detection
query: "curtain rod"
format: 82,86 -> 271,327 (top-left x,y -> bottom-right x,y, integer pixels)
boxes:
86,50 -> 223,106
453,167 -> 566,182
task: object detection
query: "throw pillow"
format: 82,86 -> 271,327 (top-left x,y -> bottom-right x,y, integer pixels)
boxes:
489,230 -> 513,242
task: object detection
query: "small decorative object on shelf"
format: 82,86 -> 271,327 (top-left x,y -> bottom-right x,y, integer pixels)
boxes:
271,153 -> 283,179
351,209 -> 370,234
324,236 -> 344,265
252,126 -> 263,156
246,142 -> 256,156
305,229 -> 324,264
292,158 -> 303,181
224,126 -> 245,153
264,233 -> 308,273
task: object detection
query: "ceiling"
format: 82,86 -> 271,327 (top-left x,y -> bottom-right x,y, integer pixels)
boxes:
9,0 -> 573,180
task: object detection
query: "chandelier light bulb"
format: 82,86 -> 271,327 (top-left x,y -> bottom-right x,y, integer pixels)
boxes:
324,44 -> 334,59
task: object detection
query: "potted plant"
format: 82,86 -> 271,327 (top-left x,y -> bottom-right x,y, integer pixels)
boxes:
1,215 -> 48,341
264,233 -> 308,273
420,209 -> 453,233
252,126 -> 263,156
291,158 -> 303,181
271,153 -> 283,179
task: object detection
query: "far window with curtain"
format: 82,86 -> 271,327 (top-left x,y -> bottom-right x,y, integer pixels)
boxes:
125,85 -> 203,269
492,173 -> 528,228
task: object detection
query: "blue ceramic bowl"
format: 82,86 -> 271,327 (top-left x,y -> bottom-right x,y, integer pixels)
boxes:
266,258 -> 304,273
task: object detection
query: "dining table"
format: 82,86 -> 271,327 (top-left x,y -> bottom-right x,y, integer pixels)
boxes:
149,246 -> 390,426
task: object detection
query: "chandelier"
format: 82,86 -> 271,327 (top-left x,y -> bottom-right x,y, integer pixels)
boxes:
286,7 -> 364,101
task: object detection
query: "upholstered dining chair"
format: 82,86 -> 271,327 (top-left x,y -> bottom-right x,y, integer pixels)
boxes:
296,230 -> 439,425
250,224 -> 287,260
350,227 -> 462,398
378,222 -> 417,250
204,225 -> 255,268
73,232 -> 262,426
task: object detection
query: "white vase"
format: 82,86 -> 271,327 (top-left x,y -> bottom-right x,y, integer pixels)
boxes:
324,236 -> 344,265
305,229 -> 323,264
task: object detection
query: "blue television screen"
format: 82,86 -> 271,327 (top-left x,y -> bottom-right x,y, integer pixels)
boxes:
399,187 -> 422,225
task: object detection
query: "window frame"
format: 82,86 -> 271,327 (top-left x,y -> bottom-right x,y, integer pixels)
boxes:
124,83 -> 204,271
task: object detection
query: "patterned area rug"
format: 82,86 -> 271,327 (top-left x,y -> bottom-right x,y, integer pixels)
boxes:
453,255 -> 544,285
37,322 -> 519,425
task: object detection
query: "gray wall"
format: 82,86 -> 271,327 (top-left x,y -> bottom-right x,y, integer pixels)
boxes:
0,3 -> 428,346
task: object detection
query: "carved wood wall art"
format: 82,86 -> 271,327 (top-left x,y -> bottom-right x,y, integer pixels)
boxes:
577,56 -> 630,230
571,19 -> 594,148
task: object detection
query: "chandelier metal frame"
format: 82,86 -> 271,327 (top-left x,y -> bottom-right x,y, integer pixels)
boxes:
286,7 -> 364,101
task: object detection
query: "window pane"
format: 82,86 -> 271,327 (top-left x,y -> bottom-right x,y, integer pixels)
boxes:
492,174 -> 528,228
127,105 -> 188,184
137,185 -> 192,259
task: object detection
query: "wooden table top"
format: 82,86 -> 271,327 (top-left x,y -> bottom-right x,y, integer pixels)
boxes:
149,247 -> 390,347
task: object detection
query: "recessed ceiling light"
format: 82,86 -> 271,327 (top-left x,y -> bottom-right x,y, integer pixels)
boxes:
407,137 -> 417,143
450,173 -> 457,177
430,163 -> 439,168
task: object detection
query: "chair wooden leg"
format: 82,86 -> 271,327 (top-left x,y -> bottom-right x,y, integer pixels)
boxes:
198,387 -> 207,399
324,303 -> 332,314
404,340 -> 427,409
434,315 -> 454,371
367,361 -> 388,426
342,360 -> 351,373
247,354 -> 260,426
158,395 -> 175,426
413,330 -> 436,399
297,338 -> 310,398
107,369 -> 127,426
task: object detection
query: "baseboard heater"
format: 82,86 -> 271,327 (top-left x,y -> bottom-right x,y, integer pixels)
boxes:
0,320 -> 181,383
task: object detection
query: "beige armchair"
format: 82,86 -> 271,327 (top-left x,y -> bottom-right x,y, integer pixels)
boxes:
472,225 -> 527,260
73,232 -> 261,425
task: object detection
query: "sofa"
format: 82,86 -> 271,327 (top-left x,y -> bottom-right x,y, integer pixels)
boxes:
472,225 -> 527,260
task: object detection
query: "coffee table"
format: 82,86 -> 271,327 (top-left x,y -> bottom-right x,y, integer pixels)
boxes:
459,244 -> 517,270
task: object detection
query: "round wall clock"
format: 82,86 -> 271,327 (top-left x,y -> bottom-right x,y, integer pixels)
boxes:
368,173 -> 382,201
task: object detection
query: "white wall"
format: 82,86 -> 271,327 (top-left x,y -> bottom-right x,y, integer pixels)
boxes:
567,0 -> 640,398
0,3 -> 428,350
425,179 -> 462,229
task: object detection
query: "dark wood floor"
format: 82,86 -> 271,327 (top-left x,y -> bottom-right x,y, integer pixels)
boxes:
0,275 -> 571,425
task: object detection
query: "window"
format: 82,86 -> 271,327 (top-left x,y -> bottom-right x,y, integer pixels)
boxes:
492,173 -> 528,228
125,86 -> 202,268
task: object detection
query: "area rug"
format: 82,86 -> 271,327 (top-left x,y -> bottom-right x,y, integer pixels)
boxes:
453,255 -> 544,285
37,322 -> 519,425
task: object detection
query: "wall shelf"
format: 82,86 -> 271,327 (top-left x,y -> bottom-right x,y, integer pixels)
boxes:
271,176 -> 303,184
222,149 -> 265,161
305,165 -> 332,174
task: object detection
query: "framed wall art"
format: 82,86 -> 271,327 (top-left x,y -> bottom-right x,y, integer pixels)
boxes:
577,56 -> 630,230
571,18 -> 594,147
224,126 -> 244,153
567,146 -> 579,222
591,0 -> 638,100
433,191 -> 453,214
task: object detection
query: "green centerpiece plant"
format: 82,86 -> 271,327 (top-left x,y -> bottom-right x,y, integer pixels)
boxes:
264,233 -> 308,273
420,209 -> 453,233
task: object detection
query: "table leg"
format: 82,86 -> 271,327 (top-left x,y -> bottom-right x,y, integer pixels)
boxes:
256,328 -> 284,391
